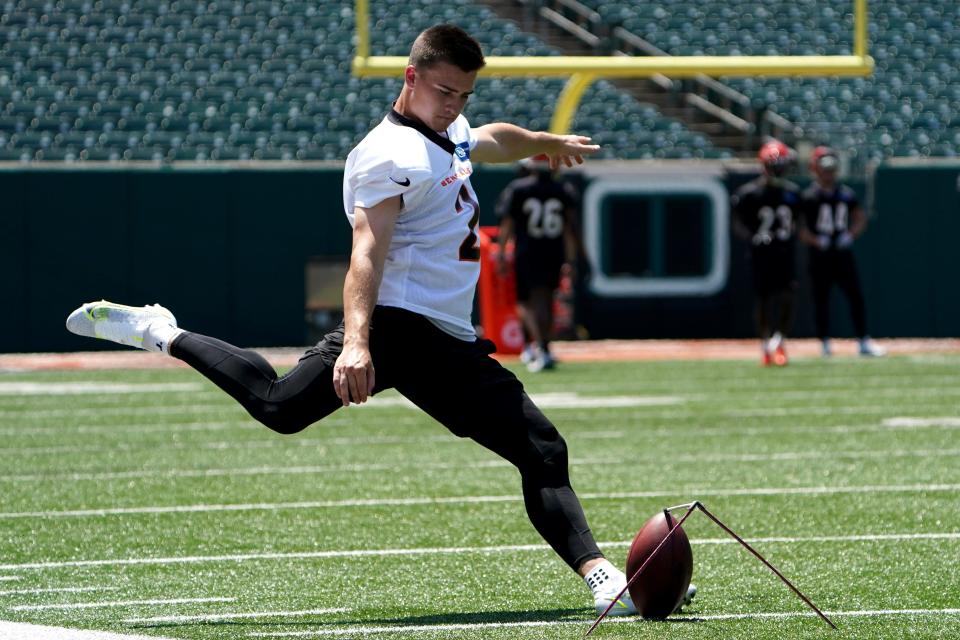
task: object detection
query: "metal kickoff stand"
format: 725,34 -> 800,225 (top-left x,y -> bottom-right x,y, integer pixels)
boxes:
585,501 -> 838,636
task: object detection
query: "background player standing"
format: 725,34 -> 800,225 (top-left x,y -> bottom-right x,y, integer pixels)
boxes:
495,156 -> 585,372
731,140 -> 801,366
799,146 -> 886,357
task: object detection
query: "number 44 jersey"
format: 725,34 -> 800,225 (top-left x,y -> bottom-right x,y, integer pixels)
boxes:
343,109 -> 482,339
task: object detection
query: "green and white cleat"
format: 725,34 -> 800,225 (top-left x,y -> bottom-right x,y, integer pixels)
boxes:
585,560 -> 637,617
66,301 -> 178,352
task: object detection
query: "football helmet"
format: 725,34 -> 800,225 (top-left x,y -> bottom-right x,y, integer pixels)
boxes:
809,145 -> 840,172
758,140 -> 795,177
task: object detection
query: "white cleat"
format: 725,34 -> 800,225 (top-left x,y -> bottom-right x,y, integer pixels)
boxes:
519,344 -> 537,365
585,560 -> 637,617
859,338 -> 887,357
673,583 -> 697,614
66,300 -> 177,352
593,585 -> 637,617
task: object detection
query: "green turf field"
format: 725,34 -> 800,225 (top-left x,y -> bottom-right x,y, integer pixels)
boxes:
0,354 -> 958,639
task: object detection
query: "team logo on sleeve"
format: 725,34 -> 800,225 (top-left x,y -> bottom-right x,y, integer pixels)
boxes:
454,142 -> 470,161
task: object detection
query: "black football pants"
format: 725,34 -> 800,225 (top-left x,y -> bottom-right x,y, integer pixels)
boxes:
810,250 -> 868,340
169,305 -> 603,571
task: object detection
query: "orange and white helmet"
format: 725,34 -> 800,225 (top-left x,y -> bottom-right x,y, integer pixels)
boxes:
757,140 -> 795,177
809,145 -> 840,173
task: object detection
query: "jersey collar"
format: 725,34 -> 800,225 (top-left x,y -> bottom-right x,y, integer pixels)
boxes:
388,108 -> 457,155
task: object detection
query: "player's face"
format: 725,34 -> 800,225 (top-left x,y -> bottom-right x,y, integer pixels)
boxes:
815,166 -> 838,187
409,62 -> 477,132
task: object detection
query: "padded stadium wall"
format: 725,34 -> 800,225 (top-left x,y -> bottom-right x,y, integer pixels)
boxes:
0,161 -> 956,353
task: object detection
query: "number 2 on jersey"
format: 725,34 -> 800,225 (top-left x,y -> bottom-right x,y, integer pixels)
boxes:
457,184 -> 481,261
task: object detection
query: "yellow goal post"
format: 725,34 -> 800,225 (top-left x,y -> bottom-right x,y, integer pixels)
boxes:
352,0 -> 873,135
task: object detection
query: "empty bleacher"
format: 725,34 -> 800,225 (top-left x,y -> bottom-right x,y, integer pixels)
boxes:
0,0 -> 726,162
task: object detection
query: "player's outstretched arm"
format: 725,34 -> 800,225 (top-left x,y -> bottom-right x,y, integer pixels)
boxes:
472,123 -> 600,169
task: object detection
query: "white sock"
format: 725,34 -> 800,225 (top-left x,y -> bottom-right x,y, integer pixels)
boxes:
583,560 -> 626,597
145,321 -> 184,355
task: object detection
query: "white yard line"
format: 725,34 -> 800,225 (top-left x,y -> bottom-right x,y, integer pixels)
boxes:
883,417 -> 960,428
3,483 -> 959,520
4,414 -> 959,457
246,608 -> 960,637
0,621 -> 180,640
123,607 -> 348,624
0,576 -> 20,582
3,447 -> 959,482
0,382 -> 204,396
0,392 -> 681,422
1,532 -> 957,572
10,597 -> 234,611
0,586 -> 118,596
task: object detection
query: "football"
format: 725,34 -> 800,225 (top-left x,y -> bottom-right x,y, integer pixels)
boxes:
625,510 -> 694,619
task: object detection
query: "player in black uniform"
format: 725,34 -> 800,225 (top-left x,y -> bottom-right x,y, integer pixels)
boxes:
731,140 -> 801,366
799,146 -> 886,357
495,155 -> 583,372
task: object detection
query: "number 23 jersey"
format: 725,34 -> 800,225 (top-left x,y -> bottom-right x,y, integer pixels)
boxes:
730,177 -> 801,247
343,109 -> 481,339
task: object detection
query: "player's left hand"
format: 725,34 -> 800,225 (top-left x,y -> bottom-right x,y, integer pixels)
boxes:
545,135 -> 601,169
837,231 -> 854,248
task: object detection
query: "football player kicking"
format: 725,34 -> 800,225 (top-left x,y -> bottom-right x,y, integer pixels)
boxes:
66,24 -> 693,617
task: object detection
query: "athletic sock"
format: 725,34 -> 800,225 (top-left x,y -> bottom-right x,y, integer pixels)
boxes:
583,559 -> 627,597
145,321 -> 184,354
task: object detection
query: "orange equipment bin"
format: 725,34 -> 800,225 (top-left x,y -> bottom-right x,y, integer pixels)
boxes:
478,226 -> 524,354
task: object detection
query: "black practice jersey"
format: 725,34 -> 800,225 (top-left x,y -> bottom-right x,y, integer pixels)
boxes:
495,173 -> 578,262
731,177 -> 801,247
801,183 -> 859,243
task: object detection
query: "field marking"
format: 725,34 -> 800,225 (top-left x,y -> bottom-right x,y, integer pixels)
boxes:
0,382 -> 203,396
4,483 -> 960,520
726,405 -> 939,417
0,586 -> 118,596
883,417 -> 960,428
5,418 -> 958,458
245,608 -> 960,636
1,532 -> 957,572
0,392 -> 680,420
0,620 -> 180,640
123,607 -> 348,624
0,576 -> 20,582
10,597 -> 235,611
4,411 -> 960,441
5,446 -> 960,483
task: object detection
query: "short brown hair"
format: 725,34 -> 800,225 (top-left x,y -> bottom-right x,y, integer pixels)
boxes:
409,24 -> 486,73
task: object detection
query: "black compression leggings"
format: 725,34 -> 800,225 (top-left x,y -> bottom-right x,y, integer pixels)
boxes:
169,307 -> 603,571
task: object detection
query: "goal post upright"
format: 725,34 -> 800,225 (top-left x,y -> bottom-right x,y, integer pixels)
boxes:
352,0 -> 873,134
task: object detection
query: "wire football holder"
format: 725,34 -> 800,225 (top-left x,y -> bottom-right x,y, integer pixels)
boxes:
585,501 -> 837,636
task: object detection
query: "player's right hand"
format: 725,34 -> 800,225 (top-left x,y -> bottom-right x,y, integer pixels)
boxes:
545,135 -> 601,169
333,342 -> 376,406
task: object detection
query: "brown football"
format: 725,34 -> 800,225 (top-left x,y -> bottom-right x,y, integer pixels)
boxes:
625,510 -> 694,619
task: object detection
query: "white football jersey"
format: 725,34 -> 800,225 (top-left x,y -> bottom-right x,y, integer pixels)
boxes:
343,109 -> 481,339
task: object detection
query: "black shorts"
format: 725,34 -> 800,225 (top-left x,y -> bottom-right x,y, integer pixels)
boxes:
514,253 -> 563,302
303,305 -> 529,436
750,245 -> 796,297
